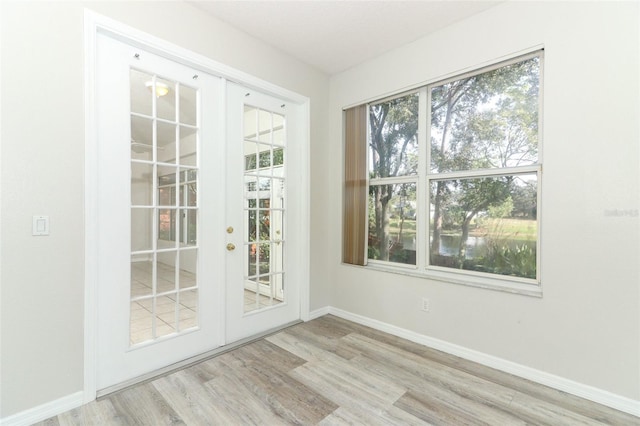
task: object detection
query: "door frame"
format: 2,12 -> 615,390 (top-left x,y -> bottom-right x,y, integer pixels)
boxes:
83,9 -> 310,403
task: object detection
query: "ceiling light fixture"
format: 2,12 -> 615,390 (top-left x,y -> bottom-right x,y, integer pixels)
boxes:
145,81 -> 169,97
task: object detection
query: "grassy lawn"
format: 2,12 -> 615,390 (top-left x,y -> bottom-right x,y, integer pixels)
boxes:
471,218 -> 537,241
386,217 -> 536,241
388,218 -> 417,235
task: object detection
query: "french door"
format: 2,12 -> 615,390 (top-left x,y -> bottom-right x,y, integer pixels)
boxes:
95,34 -> 224,390
225,83 -> 300,343
95,34 -> 302,391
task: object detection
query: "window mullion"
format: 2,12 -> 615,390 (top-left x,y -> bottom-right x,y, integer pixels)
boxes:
364,104 -> 371,266
428,165 -> 540,181
417,87 -> 429,271
369,175 -> 417,185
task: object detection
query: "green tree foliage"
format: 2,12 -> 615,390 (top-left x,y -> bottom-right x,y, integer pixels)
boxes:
369,94 -> 418,261
488,196 -> 514,219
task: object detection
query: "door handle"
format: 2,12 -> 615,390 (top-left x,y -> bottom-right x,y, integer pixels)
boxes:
226,243 -> 236,251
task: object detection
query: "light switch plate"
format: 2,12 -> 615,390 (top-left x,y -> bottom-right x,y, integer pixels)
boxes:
32,215 -> 50,236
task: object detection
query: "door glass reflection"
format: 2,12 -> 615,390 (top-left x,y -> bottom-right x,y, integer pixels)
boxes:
243,105 -> 285,313
129,68 -> 200,346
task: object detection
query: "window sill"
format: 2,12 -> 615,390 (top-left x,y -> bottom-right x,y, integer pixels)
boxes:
358,261 -> 542,298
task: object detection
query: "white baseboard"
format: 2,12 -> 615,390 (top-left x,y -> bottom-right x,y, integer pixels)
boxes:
309,306 -> 331,320
1,391 -> 84,426
326,307 -> 640,418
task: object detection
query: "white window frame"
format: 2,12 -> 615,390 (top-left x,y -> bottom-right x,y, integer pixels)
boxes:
365,51 -> 543,297
367,89 -> 421,268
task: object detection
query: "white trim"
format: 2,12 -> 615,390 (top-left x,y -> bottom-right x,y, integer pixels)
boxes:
326,307 -> 640,417
309,306 -> 331,320
298,100 -> 312,322
342,44 -> 545,110
1,392 -> 84,426
0,0 -> 4,415
84,10 -> 306,105
83,9 -> 99,404
361,261 -> 542,297
430,50 -> 543,91
218,77 -> 228,346
84,8 -> 310,403
369,175 -> 418,186
427,165 -> 539,181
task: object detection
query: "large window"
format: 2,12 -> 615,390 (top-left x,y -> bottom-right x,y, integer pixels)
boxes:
346,51 -> 542,290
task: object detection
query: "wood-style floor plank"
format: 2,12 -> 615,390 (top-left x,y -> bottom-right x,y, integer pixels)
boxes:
508,391 -> 610,426
265,330 -> 354,366
55,399 -> 125,426
107,383 -> 185,425
283,322 -> 361,361
37,315 -> 639,425
289,358 -> 406,411
342,333 -> 517,408
318,404 -> 429,426
395,391 -> 498,426
212,343 -> 338,424
202,368 -> 292,425
356,354 -> 527,426
152,369 -> 237,425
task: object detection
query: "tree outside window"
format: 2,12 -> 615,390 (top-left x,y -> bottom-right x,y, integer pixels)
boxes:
368,93 -> 418,264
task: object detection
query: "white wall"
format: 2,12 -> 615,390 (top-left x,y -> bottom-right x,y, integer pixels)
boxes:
328,1 -> 639,401
0,0 -> 330,417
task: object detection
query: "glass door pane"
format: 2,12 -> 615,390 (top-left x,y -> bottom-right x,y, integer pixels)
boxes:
243,106 -> 285,313
129,68 -> 201,346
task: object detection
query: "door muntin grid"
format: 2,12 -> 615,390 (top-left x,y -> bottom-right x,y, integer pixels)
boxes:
243,105 -> 286,313
130,68 -> 200,346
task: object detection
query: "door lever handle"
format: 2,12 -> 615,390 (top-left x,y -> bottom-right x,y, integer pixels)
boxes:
226,243 -> 236,251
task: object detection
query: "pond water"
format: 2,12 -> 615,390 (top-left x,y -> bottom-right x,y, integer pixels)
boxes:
439,235 -> 486,258
396,234 -> 535,259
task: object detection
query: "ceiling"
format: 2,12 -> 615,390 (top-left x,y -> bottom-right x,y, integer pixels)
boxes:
189,1 -> 501,75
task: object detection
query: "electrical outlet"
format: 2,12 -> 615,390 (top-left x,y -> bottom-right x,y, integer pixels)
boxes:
421,298 -> 430,312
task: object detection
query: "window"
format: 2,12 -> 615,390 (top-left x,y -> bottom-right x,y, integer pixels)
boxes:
345,51 -> 542,291
158,169 -> 197,245
245,147 -> 284,170
368,93 -> 419,265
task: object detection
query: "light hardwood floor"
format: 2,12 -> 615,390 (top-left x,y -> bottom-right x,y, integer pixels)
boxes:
36,315 -> 639,425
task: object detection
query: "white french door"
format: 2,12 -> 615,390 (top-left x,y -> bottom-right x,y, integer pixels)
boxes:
224,82 -> 300,342
94,33 -> 304,392
95,34 -> 224,390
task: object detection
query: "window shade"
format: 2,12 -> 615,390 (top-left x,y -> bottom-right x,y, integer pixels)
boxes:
342,105 -> 367,265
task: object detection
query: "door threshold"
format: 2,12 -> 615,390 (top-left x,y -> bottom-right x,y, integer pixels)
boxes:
96,319 -> 303,399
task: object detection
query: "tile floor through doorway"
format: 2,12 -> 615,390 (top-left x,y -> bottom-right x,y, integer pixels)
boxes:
129,261 -> 282,345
